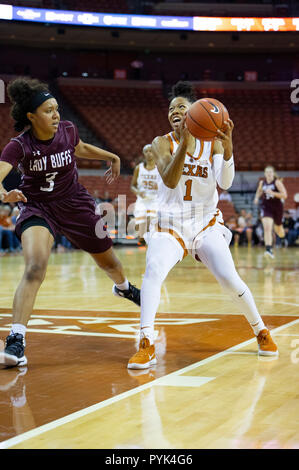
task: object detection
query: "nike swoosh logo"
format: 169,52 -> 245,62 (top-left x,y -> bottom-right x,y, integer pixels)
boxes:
238,291 -> 246,297
207,100 -> 220,114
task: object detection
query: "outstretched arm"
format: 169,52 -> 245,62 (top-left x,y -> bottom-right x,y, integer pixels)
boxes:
75,139 -> 120,183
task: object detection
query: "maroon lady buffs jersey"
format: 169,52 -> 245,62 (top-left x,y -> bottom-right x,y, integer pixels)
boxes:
260,177 -> 283,225
0,120 -> 113,253
0,120 -> 80,201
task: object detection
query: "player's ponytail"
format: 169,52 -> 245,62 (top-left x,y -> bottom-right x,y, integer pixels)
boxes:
169,81 -> 197,103
7,77 -> 50,132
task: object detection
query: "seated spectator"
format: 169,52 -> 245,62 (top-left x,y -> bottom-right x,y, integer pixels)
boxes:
252,216 -> 264,246
219,190 -> 232,202
283,210 -> 297,246
237,209 -> 253,246
0,205 -> 15,253
225,216 -> 240,246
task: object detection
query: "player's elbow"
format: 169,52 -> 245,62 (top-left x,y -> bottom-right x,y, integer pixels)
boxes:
162,173 -> 178,189
164,180 -> 177,189
218,181 -> 233,191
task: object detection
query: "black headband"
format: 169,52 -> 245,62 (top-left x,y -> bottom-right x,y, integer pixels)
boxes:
29,91 -> 54,112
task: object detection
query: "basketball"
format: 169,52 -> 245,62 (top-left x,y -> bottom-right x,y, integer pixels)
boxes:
186,98 -> 229,141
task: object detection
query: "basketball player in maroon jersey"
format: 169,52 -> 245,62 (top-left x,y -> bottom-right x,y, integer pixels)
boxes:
0,77 -> 140,368
254,165 -> 287,258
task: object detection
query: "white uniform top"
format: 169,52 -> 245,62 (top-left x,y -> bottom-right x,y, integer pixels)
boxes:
136,162 -> 160,202
153,131 -> 235,256
157,132 -> 217,216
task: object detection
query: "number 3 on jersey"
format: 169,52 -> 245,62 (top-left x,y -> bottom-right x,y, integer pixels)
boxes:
183,179 -> 193,201
40,172 -> 58,192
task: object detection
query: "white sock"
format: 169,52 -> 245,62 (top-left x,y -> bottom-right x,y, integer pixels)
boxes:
115,279 -> 129,291
10,323 -> 26,338
233,289 -> 266,336
140,326 -> 154,344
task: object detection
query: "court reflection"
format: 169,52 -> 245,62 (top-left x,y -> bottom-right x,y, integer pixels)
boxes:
0,366 -> 36,440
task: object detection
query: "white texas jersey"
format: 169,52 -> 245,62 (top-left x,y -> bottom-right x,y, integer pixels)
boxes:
158,131 -> 219,217
136,162 -> 160,202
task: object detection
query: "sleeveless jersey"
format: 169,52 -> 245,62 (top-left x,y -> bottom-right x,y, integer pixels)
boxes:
136,162 -> 160,202
157,131 -> 218,217
261,178 -> 283,209
0,121 -> 81,202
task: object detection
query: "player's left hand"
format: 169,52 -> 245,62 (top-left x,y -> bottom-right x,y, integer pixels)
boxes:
105,157 -> 120,184
265,188 -> 275,197
216,119 -> 234,161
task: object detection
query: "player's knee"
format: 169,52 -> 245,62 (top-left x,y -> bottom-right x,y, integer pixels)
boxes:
145,258 -> 166,282
217,271 -> 242,294
25,261 -> 47,283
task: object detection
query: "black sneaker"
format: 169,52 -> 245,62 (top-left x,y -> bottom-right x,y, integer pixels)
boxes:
112,282 -> 140,306
264,248 -> 275,259
0,333 -> 27,368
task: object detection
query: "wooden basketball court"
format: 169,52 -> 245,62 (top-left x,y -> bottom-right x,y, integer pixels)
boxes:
0,245 -> 299,449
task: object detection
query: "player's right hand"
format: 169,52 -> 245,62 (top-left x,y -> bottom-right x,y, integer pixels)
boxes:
2,189 -> 27,203
180,115 -> 193,145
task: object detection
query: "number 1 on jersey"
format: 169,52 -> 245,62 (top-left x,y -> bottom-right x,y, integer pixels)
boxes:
183,179 -> 193,201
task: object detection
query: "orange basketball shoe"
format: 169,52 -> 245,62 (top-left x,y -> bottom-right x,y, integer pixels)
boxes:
257,329 -> 278,356
128,338 -> 156,369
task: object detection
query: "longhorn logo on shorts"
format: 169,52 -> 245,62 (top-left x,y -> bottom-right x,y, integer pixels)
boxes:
206,100 -> 220,114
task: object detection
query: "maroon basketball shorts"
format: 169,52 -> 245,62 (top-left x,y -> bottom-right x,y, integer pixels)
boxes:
15,187 -> 113,253
260,204 -> 283,226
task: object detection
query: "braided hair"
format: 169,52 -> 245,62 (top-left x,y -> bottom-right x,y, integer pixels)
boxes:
168,81 -> 197,103
7,77 -> 50,132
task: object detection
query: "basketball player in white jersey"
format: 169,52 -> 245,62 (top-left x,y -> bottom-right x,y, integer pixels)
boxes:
131,144 -> 160,244
128,81 -> 278,369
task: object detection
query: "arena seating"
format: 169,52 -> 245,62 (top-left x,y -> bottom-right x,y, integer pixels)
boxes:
78,174 -> 240,223
217,200 -> 238,222
283,177 -> 299,210
0,104 -> 17,151
58,82 -> 299,172
78,174 -> 135,206
194,87 -> 299,172
1,80 -> 298,174
59,83 -> 170,169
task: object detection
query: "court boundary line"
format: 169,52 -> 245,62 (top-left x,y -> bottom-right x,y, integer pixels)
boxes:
0,317 -> 299,449
1,310 -> 299,317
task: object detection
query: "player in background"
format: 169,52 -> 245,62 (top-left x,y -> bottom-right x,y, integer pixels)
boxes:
131,144 -> 160,245
0,77 -> 140,368
254,165 -> 287,258
127,81 -> 278,369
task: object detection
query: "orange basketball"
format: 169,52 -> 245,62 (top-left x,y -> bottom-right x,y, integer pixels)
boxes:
186,98 -> 229,141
